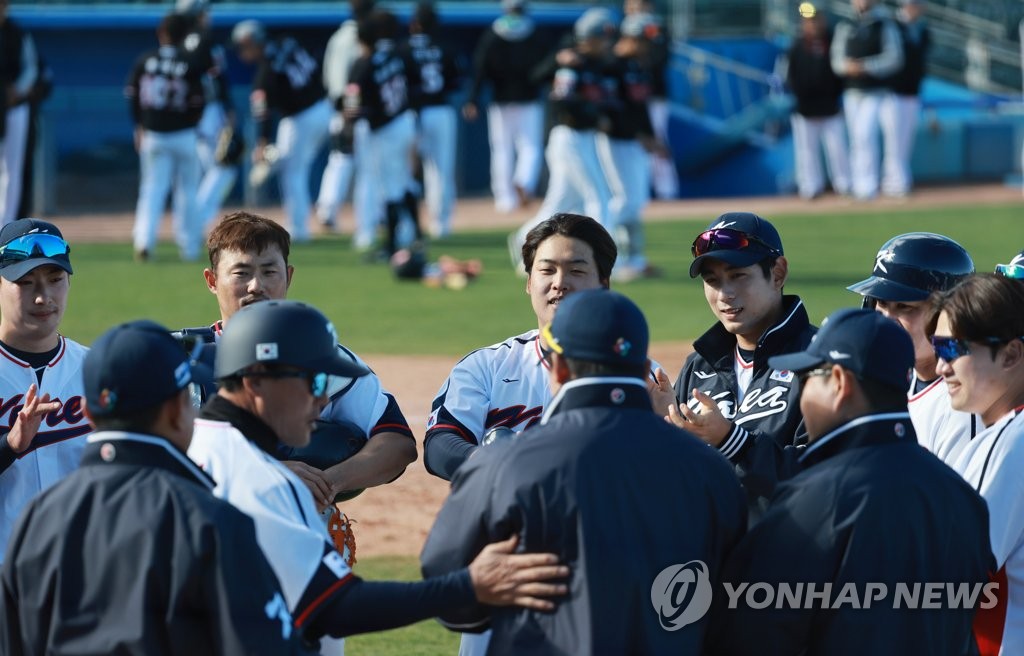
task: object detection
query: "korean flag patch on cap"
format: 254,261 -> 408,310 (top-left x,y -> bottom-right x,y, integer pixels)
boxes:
256,343 -> 278,361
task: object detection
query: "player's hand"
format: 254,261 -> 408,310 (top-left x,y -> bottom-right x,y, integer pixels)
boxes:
282,460 -> 333,510
251,142 -> 266,165
469,535 -> 569,611
555,48 -> 579,67
462,102 -> 478,121
669,388 -> 732,448
647,367 -> 676,420
845,59 -> 865,77
8,384 -> 61,453
133,126 -> 144,153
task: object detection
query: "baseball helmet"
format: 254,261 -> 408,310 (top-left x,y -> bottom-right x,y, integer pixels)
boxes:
847,232 -> 974,302
215,300 -> 369,380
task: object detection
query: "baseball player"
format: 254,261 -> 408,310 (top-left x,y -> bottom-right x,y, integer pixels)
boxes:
422,290 -> 746,654
935,275 -> 1024,656
1,320 -> 311,654
463,0 -> 547,213
176,0 -> 238,229
830,0 -> 904,200
649,212 -> 817,517
785,3 -> 852,200
232,20 -> 332,243
125,12 -> 206,262
345,10 -> 422,257
405,2 -> 462,239
510,9 -> 617,271
847,232 -> 978,464
710,308 -> 991,655
316,0 -> 376,234
0,3 -> 38,226
191,212 -> 416,506
0,219 -> 91,565
879,0 -> 929,198
996,249 -> 1024,279
188,300 -> 568,648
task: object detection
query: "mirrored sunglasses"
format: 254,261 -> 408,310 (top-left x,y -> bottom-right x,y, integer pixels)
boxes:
0,233 -> 70,267
995,264 -> 1024,280
691,228 -> 780,259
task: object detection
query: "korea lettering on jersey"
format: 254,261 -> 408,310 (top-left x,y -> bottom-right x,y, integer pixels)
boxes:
0,338 -> 92,563
907,371 -> 978,465
427,330 -> 550,443
188,419 -> 353,616
951,408 -> 1024,656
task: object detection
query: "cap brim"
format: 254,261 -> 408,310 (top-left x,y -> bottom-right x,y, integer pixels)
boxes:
689,250 -> 766,278
309,353 -> 371,379
0,257 -> 73,281
846,276 -> 930,302
767,351 -> 826,374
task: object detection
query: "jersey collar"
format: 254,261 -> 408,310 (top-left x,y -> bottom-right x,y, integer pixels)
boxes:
199,394 -> 281,456
798,412 -> 915,469
540,377 -> 651,425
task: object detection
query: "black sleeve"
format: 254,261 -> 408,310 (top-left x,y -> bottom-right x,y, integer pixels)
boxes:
251,61 -> 276,141
0,432 -> 17,475
529,51 -> 558,87
468,30 -> 494,103
306,570 -> 475,639
124,54 -> 144,125
423,429 -> 477,480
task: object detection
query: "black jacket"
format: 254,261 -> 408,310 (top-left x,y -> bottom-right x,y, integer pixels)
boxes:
0,432 -> 308,655
674,295 -> 817,514
422,378 -> 747,655
889,20 -> 929,96
468,15 -> 547,104
787,31 -> 845,118
708,414 -> 993,656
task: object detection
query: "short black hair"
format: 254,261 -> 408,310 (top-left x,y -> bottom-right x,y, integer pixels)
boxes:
359,9 -> 399,46
413,1 -> 438,34
858,376 -> 908,413
90,402 -> 166,435
160,12 -> 191,45
522,213 -> 617,282
564,356 -> 647,381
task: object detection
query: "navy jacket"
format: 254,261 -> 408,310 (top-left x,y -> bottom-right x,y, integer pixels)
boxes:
422,377 -> 747,655
674,295 -> 817,515
708,414 -> 993,656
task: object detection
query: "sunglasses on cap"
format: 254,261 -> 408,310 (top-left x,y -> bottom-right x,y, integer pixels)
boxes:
691,228 -> 780,259
930,335 -> 1022,363
245,369 -> 330,397
995,264 -> 1024,280
0,233 -> 70,267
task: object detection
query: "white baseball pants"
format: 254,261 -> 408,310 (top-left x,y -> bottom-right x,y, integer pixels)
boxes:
0,103 -> 29,225
417,104 -> 457,238
879,93 -> 920,197
648,98 -> 679,199
133,128 -> 202,259
843,89 -> 887,200
791,112 -> 852,199
276,99 -> 331,242
195,101 -> 238,229
487,101 -> 543,212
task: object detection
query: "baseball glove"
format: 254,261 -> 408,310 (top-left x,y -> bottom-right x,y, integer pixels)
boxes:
215,127 -> 245,166
327,508 -> 357,566
280,419 -> 368,502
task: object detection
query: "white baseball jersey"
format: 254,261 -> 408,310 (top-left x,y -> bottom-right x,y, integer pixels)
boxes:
188,418 -> 352,613
907,371 -> 978,465
950,407 -> 1024,656
0,337 -> 92,564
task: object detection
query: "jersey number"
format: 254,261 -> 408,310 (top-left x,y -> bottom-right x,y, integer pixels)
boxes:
420,61 -> 444,95
285,49 -> 318,89
380,75 -> 407,116
139,74 -> 188,112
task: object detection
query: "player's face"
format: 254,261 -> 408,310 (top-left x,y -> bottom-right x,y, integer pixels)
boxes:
205,246 -> 293,322
0,265 -> 68,349
699,258 -> 786,350
933,311 -> 1006,424
873,299 -> 934,377
527,235 -> 604,329
253,369 -> 327,448
798,366 -> 840,442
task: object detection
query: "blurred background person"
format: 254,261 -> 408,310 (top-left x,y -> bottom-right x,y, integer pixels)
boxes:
880,0 -> 929,199
831,0 -> 903,201
463,0 -> 546,213
785,3 -> 851,200
0,0 -> 38,226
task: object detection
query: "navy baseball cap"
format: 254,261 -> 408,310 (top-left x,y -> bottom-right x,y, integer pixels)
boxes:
769,308 -> 913,389
689,212 -> 783,278
84,320 -> 213,418
542,289 -> 648,367
0,219 -> 72,282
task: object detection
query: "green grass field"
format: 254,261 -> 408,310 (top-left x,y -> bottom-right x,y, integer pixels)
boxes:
61,203 -> 1020,352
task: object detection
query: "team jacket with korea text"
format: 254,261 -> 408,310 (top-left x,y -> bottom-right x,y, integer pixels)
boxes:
673,295 -> 816,510
0,431 -> 309,655
422,378 -> 747,655
708,414 -> 992,656
0,337 -> 92,565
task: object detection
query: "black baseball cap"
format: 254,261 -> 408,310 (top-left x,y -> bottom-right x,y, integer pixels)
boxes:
768,308 -> 913,390
0,219 -> 73,281
84,320 -> 213,418
689,212 -> 783,278
543,289 -> 648,367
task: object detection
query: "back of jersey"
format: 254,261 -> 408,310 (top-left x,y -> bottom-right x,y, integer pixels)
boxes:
406,33 -> 459,109
261,37 -> 325,117
126,45 -> 205,132
348,42 -> 411,130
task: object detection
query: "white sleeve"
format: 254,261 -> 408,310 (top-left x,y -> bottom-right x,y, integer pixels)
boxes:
861,19 -> 904,78
979,437 -> 1024,568
830,22 -> 852,76
14,34 -> 38,97
427,351 -> 494,442
320,346 -> 391,436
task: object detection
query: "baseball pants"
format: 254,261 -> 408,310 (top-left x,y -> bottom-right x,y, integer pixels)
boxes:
879,93 -> 920,197
133,128 -> 202,259
843,89 -> 886,200
276,99 -> 332,242
195,101 -> 238,228
417,104 -> 457,238
487,101 -> 543,212
647,98 -> 679,200
364,111 -> 416,247
790,112 -> 852,199
316,113 -> 355,227
0,103 -> 29,225
597,134 -> 651,271
512,125 -> 612,264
